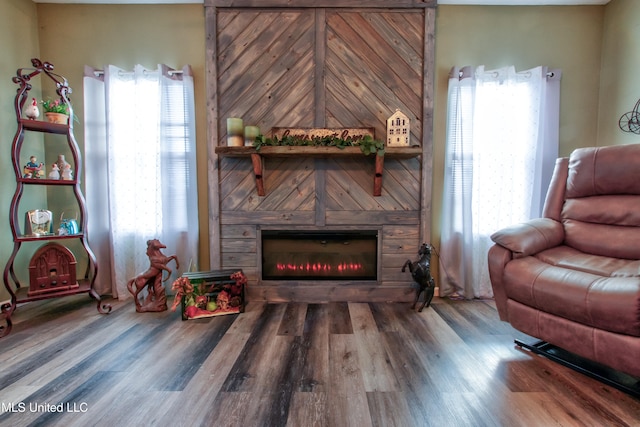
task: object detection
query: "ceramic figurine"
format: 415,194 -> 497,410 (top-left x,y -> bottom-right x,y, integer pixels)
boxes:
402,243 -> 436,312
24,98 -> 40,120
127,239 -> 179,313
24,156 -> 44,178
48,163 -> 60,180
61,164 -> 73,180
56,154 -> 70,176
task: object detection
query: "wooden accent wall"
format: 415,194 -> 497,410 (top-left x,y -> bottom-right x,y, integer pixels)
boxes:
205,0 -> 436,302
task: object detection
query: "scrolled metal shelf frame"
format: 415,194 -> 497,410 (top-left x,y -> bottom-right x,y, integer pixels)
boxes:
619,98 -> 640,135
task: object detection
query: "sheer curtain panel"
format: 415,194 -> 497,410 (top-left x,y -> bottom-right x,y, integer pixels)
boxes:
83,64 -> 198,300
440,65 -> 561,299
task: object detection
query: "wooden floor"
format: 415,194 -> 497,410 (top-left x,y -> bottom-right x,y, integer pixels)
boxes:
0,295 -> 638,427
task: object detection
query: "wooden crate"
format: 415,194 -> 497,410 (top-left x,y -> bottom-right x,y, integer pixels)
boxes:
179,270 -> 245,320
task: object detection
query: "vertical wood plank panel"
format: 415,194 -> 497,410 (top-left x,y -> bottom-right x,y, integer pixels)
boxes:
314,8 -> 327,128
206,4 -> 221,269
420,6 -> 435,244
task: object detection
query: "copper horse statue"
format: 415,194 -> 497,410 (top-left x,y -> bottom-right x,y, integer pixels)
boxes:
127,239 -> 179,312
402,243 -> 436,312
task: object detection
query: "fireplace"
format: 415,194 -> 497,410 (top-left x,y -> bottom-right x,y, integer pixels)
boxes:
261,230 -> 378,281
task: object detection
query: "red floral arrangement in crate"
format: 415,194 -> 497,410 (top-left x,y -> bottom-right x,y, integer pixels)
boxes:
170,271 -> 246,319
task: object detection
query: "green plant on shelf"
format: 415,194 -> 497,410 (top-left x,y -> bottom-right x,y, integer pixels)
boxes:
41,98 -> 70,115
252,134 -> 385,156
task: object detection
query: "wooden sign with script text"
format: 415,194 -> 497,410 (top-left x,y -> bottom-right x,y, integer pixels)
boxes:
271,128 -> 375,142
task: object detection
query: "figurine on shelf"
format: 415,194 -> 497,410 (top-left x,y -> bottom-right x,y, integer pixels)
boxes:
1,58 -> 113,339
127,239 -> 179,313
56,154 -> 70,173
23,156 -> 44,178
24,98 -> 40,120
61,164 -> 73,180
58,212 -> 79,236
48,163 -> 60,180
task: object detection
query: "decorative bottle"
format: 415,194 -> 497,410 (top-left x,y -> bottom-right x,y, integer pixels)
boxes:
56,154 -> 70,180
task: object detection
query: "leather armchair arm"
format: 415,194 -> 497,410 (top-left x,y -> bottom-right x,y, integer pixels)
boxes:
487,244 -> 512,321
490,218 -> 564,258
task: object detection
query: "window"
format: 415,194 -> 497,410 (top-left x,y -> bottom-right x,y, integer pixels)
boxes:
84,64 -> 199,299
440,65 -> 561,298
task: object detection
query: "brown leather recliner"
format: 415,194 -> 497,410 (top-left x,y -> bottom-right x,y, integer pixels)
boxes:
488,144 -> 640,378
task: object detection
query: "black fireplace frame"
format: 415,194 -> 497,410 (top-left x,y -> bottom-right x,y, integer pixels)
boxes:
259,227 -> 381,283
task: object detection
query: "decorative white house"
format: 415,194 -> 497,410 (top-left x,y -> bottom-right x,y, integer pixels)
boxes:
386,109 -> 410,147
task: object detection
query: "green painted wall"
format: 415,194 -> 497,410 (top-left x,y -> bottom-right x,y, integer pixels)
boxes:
0,1 -> 636,301
0,1 -> 43,303
36,3 -> 209,279
431,4 -> 605,282
598,0 -> 640,144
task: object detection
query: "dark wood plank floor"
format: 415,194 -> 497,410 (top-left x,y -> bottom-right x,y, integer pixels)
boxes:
0,295 -> 638,426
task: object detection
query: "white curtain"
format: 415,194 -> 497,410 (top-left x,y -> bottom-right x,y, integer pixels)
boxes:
440,65 -> 561,299
83,64 -> 199,300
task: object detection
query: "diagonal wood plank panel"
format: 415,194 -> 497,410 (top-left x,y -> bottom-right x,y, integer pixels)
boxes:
217,10 -> 316,135
325,11 -> 424,142
217,8 -> 318,221
324,10 -> 423,211
212,6 -> 430,300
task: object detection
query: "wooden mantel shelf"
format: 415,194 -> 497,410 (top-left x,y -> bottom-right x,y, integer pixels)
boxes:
215,145 -> 422,196
215,146 -> 421,157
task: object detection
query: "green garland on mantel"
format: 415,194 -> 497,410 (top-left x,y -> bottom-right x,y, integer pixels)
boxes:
252,134 -> 385,156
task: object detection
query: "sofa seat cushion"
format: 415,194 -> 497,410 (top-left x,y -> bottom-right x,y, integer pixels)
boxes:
503,254 -> 640,337
535,245 -> 640,277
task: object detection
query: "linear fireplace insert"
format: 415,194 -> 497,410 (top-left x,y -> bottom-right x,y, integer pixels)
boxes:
261,230 -> 378,280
